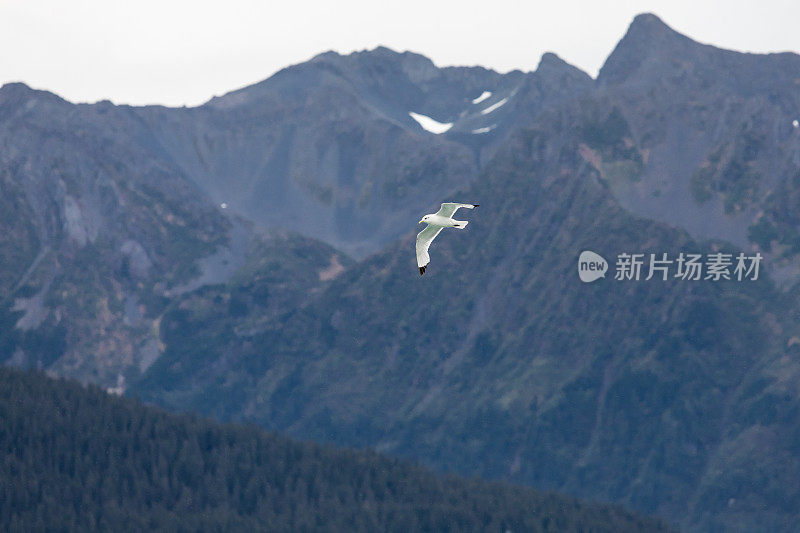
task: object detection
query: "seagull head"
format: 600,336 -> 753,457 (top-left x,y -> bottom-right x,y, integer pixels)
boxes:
419,214 -> 430,224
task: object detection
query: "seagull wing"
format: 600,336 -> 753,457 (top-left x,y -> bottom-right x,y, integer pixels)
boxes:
434,202 -> 479,219
416,224 -> 442,275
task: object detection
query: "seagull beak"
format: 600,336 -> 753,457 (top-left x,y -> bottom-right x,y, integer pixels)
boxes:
419,219 -> 424,224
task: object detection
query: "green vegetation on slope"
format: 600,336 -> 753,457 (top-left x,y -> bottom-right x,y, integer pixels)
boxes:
0,367 -> 668,532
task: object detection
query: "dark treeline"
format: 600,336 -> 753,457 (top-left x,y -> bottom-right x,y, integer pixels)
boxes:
0,367 -> 670,531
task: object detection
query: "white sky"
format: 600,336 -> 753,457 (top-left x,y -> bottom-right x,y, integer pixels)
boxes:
1,0 -> 798,107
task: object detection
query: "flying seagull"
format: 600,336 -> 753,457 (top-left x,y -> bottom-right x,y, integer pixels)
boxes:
416,203 -> 479,275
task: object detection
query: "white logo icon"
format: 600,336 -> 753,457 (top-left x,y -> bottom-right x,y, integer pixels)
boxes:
579,251 -> 608,283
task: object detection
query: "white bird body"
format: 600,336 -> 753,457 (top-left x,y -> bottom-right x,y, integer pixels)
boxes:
416,203 -> 479,275
424,214 -> 467,228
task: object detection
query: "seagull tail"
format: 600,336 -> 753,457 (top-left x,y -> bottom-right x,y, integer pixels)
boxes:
453,221 -> 468,229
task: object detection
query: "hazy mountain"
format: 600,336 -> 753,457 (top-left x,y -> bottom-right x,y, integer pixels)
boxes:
134,47 -> 590,257
4,11 -> 800,533
0,43 -> 590,387
130,15 -> 800,532
131,85 -> 800,531
1,82 -> 228,384
595,13 -> 800,283
1,367 -> 669,532
0,80 -> 350,385
0,45 -> 590,388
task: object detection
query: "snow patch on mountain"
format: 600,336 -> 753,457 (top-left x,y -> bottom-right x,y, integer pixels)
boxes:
472,125 -> 497,134
409,112 -> 453,134
472,91 -> 492,104
480,97 -> 508,115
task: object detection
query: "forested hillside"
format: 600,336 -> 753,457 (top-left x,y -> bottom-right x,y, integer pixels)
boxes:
0,367 -> 669,531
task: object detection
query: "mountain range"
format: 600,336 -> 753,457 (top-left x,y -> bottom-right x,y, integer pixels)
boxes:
3,12 -> 800,531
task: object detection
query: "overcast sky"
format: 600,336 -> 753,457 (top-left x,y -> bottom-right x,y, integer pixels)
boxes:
1,0 -> 798,107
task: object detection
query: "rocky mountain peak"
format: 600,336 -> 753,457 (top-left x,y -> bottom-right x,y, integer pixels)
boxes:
0,82 -> 65,111
535,52 -> 592,86
310,45 -> 440,86
597,12 -> 697,87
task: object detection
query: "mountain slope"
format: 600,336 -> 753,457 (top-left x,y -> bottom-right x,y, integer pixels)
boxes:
0,47 -> 591,388
0,366 -> 670,532
596,13 -> 800,283
0,82 -> 232,384
134,47 -> 590,257
0,82 -> 347,386
133,75 -> 800,531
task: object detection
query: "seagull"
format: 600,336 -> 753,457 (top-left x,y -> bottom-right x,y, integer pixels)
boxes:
416,203 -> 479,275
